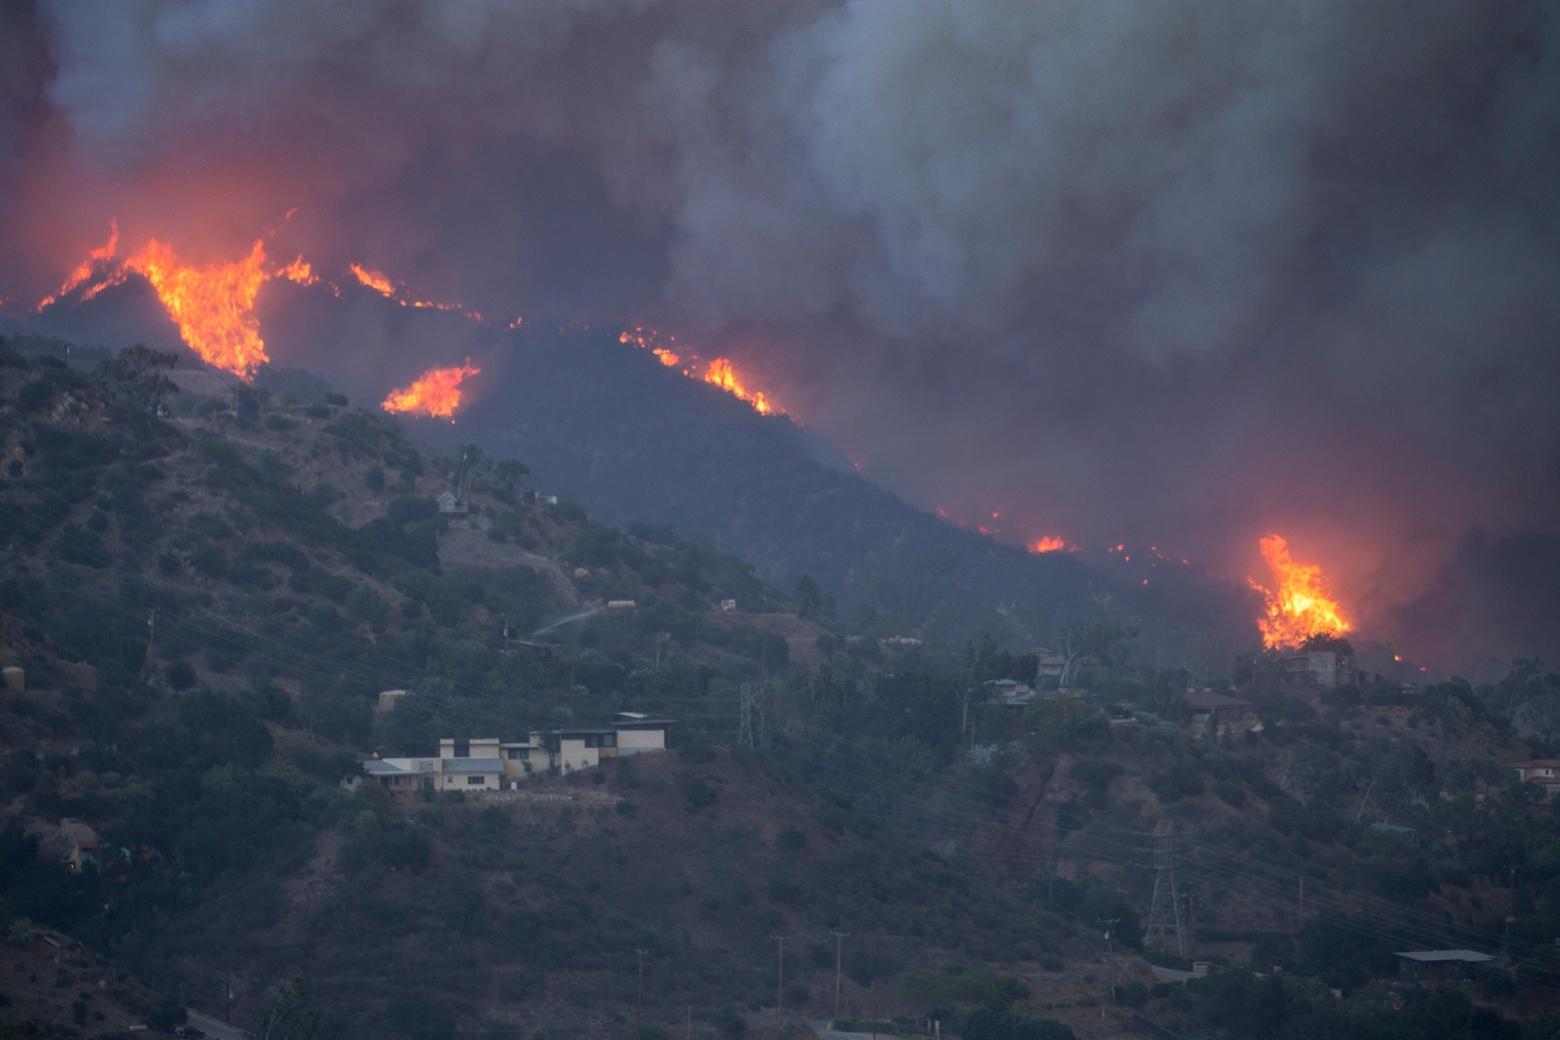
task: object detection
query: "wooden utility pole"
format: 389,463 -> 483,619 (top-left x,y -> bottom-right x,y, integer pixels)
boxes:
830,931 -> 849,1016
635,948 -> 647,1030
771,934 -> 786,1021
1099,918 -> 1120,1005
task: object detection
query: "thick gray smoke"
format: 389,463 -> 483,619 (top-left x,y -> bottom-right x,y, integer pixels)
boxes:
3,0 -> 1559,658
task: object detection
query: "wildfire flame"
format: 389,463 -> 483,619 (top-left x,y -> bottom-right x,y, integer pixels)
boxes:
36,220 -> 120,312
33,223 -> 338,379
619,326 -> 785,416
349,262 -> 396,297
349,262 -> 465,313
380,362 -> 481,420
702,357 -> 776,414
1248,534 -> 1352,650
1029,536 -> 1068,554
126,239 -> 274,380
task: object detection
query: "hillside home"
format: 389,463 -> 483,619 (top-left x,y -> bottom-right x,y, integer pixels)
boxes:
1506,759 -> 1560,800
1282,649 -> 1356,689
985,678 -> 1039,708
1183,689 -> 1258,739
362,714 -> 674,789
1394,949 -> 1494,982
436,490 -> 466,515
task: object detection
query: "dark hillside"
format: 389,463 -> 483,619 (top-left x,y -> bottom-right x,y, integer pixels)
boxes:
413,329 -> 1255,665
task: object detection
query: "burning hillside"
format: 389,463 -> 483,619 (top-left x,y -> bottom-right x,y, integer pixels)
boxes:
1250,534 -> 1353,650
620,326 -> 785,416
33,224 -> 324,380
380,362 -> 481,420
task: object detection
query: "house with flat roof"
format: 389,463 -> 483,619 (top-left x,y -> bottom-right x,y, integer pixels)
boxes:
1183,689 -> 1257,740
1395,949 -> 1495,982
363,713 -> 674,789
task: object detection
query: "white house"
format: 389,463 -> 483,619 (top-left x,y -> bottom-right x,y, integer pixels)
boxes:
363,714 -> 673,789
436,490 -> 465,515
1507,759 -> 1560,800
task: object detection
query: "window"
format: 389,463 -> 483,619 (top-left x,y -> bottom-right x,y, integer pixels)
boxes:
506,748 -> 529,760
467,775 -> 485,785
453,740 -> 470,758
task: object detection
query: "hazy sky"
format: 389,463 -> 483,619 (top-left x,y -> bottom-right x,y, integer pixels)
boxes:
2,0 -> 1557,654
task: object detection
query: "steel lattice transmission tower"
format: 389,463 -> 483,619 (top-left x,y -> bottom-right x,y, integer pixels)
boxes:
1144,820 -> 1186,956
738,682 -> 758,750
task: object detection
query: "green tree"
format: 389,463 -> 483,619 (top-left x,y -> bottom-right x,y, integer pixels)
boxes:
794,573 -> 822,619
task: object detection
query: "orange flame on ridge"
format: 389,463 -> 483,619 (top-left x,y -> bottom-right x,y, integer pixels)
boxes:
619,326 -> 785,416
126,239 -> 274,380
349,263 -> 396,297
1030,536 -> 1068,554
1248,534 -> 1352,650
702,357 -> 775,415
36,220 -> 120,312
380,362 -> 481,421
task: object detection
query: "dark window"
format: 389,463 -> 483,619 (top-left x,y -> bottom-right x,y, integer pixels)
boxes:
466,775 -> 485,785
453,740 -> 470,758
506,748 -> 529,760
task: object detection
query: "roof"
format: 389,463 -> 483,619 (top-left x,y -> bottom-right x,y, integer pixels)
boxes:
1394,950 -> 1493,963
1507,759 -> 1560,768
611,717 -> 675,728
1369,821 -> 1418,834
1184,690 -> 1251,709
442,757 -> 503,773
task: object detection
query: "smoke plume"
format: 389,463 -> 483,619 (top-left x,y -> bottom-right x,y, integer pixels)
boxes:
3,0 -> 1558,662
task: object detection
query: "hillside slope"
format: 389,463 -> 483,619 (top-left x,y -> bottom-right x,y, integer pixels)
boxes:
408,330 -> 1254,668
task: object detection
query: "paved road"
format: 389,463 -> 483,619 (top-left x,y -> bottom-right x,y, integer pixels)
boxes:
187,1009 -> 248,1040
809,1021 -> 880,1039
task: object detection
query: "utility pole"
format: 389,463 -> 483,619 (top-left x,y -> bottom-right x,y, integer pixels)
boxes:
1145,820 -> 1186,956
685,1005 -> 692,1040
1297,875 -> 1305,930
141,609 -> 157,679
771,934 -> 786,1022
635,948 -> 647,1030
830,931 -> 850,1016
1099,918 -> 1120,1005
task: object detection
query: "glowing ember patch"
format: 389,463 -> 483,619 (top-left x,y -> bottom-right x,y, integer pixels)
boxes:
36,220 -> 120,311
1030,536 -> 1067,554
1248,534 -> 1352,650
381,362 -> 480,420
652,348 -> 681,367
126,239 -> 272,380
505,316 -> 525,332
276,256 -> 317,285
349,263 -> 396,297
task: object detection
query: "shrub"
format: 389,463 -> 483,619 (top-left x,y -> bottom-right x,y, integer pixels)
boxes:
776,825 -> 807,851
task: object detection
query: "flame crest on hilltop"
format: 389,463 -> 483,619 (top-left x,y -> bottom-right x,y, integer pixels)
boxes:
381,362 -> 481,420
619,326 -> 786,416
1029,536 -> 1068,554
1249,534 -> 1352,649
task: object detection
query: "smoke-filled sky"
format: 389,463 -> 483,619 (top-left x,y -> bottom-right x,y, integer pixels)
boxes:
3,0 -> 1558,659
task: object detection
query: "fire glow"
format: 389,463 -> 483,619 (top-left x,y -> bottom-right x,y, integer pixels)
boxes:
1248,534 -> 1352,650
1029,536 -> 1068,554
35,225 -> 314,380
349,262 -> 467,314
380,362 -> 481,420
619,326 -> 784,416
